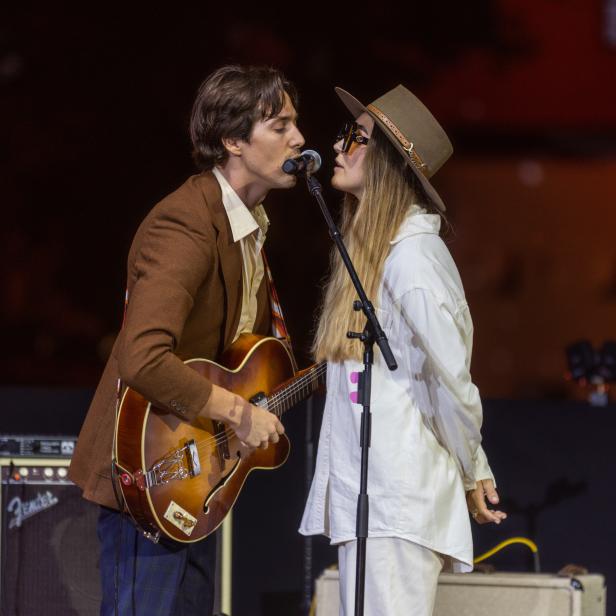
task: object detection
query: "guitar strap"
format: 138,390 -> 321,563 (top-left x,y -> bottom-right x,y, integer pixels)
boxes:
261,250 -> 297,370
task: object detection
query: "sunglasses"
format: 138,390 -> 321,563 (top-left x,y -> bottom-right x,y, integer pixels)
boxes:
336,121 -> 370,153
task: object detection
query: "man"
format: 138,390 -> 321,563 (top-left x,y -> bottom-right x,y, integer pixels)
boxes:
69,65 -> 305,615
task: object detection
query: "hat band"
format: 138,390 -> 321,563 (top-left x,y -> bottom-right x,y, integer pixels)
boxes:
367,103 -> 429,176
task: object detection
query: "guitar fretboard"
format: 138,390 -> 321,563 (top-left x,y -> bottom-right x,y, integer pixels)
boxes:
266,362 -> 327,416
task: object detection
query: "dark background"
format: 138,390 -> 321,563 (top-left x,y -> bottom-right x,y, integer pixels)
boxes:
2,1 -> 616,614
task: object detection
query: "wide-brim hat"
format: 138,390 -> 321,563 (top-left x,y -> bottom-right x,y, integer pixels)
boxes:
335,85 -> 452,212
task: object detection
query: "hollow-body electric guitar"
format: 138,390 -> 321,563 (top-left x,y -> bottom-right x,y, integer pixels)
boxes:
114,334 -> 326,543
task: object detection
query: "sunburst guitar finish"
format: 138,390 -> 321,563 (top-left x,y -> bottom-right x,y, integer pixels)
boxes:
114,334 -> 326,543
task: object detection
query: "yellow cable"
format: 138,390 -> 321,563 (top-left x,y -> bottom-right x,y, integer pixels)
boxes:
474,537 -> 538,564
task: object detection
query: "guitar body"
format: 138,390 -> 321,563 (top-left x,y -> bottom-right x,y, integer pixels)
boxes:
115,334 -> 295,543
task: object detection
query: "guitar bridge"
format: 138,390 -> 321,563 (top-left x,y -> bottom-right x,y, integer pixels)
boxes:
185,440 -> 201,477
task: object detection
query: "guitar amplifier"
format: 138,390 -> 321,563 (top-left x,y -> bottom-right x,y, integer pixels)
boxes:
314,569 -> 607,616
0,454 -> 101,615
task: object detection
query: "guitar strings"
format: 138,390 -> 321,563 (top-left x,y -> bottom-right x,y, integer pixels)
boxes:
162,364 -> 327,460
193,363 -> 327,451
186,363 -> 328,453
266,362 -> 327,407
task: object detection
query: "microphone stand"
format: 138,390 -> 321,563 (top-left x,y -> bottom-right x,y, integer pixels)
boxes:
304,173 -> 397,616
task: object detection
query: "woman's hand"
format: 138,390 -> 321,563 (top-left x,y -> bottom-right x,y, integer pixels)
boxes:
466,479 -> 507,525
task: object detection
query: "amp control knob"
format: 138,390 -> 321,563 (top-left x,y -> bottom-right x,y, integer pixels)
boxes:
43,467 -> 54,479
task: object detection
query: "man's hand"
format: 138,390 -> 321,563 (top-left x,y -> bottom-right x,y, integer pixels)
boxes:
231,395 -> 285,449
200,384 -> 284,449
466,479 -> 507,525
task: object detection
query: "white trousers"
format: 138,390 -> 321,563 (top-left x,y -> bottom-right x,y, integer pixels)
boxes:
338,537 -> 444,616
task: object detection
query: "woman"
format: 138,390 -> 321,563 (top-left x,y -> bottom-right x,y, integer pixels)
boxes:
300,85 -> 507,616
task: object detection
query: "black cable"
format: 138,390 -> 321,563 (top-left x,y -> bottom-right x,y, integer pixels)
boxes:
110,454 -> 125,616
110,378 -> 128,616
115,511 -> 122,616
0,462 -> 14,616
131,525 -> 138,616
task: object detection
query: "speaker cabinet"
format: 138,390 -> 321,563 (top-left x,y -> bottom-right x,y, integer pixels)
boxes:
0,457 -> 101,615
314,569 -> 607,616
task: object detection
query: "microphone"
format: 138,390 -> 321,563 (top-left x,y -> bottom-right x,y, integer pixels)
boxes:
282,149 -> 321,175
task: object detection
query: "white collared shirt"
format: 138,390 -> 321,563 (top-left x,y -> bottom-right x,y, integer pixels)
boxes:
212,167 -> 269,341
300,208 -> 494,572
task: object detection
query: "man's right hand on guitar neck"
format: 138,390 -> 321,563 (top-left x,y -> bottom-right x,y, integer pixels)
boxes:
201,384 -> 284,449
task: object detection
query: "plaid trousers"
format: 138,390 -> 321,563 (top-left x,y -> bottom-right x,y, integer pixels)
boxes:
97,507 -> 217,616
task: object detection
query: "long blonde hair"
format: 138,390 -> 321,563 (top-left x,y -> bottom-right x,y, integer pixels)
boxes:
313,126 -> 439,362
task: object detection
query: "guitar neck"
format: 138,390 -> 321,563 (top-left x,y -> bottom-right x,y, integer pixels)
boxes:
266,362 -> 327,417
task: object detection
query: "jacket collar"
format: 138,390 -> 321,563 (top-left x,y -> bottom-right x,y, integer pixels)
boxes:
197,171 -> 244,350
211,167 -> 269,242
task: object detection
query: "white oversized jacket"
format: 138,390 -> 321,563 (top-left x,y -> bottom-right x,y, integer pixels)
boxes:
300,209 -> 494,572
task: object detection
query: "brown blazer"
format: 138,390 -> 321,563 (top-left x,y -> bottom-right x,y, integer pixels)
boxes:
68,172 -> 271,509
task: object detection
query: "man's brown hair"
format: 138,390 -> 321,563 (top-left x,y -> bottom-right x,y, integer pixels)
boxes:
189,65 -> 298,171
